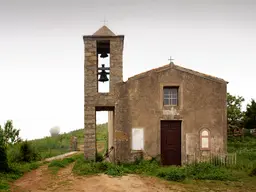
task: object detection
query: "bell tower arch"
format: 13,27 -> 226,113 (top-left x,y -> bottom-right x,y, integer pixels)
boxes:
83,25 -> 124,160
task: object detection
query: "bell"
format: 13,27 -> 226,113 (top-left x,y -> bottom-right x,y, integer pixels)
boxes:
98,70 -> 109,82
100,52 -> 108,58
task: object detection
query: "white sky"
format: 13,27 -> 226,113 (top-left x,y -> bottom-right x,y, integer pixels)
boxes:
0,0 -> 255,140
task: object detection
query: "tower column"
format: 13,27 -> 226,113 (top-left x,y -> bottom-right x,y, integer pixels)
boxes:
84,107 -> 96,160
110,39 -> 124,93
84,39 -> 97,160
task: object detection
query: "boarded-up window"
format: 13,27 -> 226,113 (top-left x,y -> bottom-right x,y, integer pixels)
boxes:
163,87 -> 178,106
132,128 -> 144,150
200,129 -> 210,150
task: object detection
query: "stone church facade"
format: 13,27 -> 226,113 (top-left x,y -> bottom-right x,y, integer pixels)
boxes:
84,26 -> 228,165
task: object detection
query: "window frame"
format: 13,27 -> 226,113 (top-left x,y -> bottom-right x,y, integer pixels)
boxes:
163,86 -> 179,106
200,129 -> 210,151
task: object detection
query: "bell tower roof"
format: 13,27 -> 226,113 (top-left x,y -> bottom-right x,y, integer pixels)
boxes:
92,25 -> 116,36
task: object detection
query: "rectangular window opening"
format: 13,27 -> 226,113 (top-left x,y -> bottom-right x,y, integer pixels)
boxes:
163,86 -> 179,106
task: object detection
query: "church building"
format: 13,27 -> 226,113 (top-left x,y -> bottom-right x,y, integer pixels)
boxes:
84,25 -> 227,165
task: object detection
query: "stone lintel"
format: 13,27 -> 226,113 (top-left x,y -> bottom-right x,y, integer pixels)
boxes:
83,35 -> 124,41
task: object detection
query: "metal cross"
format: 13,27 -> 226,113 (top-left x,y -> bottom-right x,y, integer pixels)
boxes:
168,56 -> 174,64
101,17 -> 108,25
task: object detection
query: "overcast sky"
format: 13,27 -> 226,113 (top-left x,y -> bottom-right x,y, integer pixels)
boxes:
0,0 -> 255,140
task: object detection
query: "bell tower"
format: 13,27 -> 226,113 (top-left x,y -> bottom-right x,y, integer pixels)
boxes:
83,25 -> 124,160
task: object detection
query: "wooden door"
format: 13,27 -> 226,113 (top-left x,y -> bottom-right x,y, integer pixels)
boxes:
161,120 -> 181,165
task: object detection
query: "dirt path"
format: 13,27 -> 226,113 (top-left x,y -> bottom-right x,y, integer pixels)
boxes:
10,163 -> 180,192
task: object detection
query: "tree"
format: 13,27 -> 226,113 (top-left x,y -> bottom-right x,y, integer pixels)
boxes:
244,99 -> 256,129
227,93 -> 245,130
0,120 -> 22,146
0,126 -> 8,172
49,126 -> 60,137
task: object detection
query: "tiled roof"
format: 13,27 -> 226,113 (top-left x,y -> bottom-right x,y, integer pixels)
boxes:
92,25 -> 116,36
127,63 -> 228,84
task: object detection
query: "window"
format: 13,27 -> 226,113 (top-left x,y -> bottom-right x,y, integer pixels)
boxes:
200,129 -> 210,150
163,87 -> 178,106
132,128 -> 144,151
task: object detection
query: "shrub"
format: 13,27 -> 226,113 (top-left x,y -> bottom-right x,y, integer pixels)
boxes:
96,152 -> 103,162
105,164 -> 129,176
73,159 -> 103,175
19,141 -> 40,162
123,159 -> 160,175
156,166 -> 186,181
249,167 -> 256,177
186,163 -> 233,181
72,156 -> 129,177
0,145 -> 9,172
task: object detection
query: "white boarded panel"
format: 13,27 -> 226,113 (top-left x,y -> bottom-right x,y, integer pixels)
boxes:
202,137 -> 209,148
132,128 -> 144,150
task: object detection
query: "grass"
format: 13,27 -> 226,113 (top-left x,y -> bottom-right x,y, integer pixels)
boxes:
6,123 -> 108,161
72,156 -> 235,181
1,125 -> 255,191
71,134 -> 256,191
72,156 -> 256,191
0,123 -> 108,191
48,155 -> 80,174
227,135 -> 256,172
0,161 -> 42,191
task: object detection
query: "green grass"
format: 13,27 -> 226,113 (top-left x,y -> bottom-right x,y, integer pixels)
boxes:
227,135 -> 256,171
1,125 -> 255,191
6,123 -> 108,161
0,161 -> 42,191
48,155 -> 79,174
71,134 -> 256,190
72,156 -> 235,181
0,123 -> 108,191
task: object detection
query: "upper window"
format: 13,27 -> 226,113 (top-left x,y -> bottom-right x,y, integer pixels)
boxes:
163,87 -> 178,106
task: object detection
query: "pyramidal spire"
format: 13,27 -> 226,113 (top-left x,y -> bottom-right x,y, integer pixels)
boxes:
92,25 -> 116,36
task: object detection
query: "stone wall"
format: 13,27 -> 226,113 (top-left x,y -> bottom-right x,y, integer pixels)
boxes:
114,64 -> 227,164
84,39 -> 97,160
84,36 -> 124,161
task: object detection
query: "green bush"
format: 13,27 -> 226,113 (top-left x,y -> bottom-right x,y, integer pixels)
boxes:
96,152 -> 103,162
249,167 -> 256,177
186,163 -> 233,181
0,145 -> 9,172
72,156 -> 235,182
73,156 -> 129,176
105,164 -> 130,176
14,141 -> 41,163
157,166 -> 186,181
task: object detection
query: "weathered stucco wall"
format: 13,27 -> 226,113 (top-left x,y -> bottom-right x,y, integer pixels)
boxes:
114,64 -> 227,164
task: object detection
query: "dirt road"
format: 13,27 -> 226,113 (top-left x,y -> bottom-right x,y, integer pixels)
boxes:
10,163 -> 180,192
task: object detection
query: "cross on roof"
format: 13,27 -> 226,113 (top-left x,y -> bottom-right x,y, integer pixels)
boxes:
101,17 -> 108,26
168,56 -> 174,64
